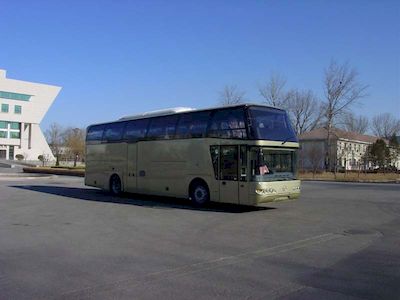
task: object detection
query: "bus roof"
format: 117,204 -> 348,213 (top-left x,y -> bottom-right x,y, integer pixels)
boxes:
88,103 -> 285,128
119,107 -> 195,121
117,103 -> 284,122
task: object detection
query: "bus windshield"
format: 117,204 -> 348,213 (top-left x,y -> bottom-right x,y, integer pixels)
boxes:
248,107 -> 297,142
250,147 -> 297,182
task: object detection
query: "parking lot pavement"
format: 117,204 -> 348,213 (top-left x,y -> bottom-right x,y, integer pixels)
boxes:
0,177 -> 399,299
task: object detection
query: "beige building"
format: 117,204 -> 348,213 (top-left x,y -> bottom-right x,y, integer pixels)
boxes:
299,128 -> 380,171
0,69 -> 61,161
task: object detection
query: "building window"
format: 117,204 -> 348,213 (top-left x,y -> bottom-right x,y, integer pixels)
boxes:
0,91 -> 31,101
14,105 -> 22,114
10,132 -> 20,139
0,121 -> 21,139
1,104 -> 9,113
10,122 -> 20,130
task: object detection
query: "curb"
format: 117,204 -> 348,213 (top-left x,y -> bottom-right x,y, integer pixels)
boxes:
0,173 -> 56,180
23,167 -> 85,177
300,178 -> 400,184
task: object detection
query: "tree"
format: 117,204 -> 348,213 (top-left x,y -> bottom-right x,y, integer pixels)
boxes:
64,128 -> 85,167
322,60 -> 368,171
369,139 -> 390,170
258,73 -> 289,108
389,133 -> 399,149
388,133 -> 400,169
340,112 -> 369,134
45,123 -> 64,166
285,89 -> 323,135
304,142 -> 325,177
371,113 -> 400,139
219,85 -> 246,106
37,154 -> 49,167
38,155 -> 44,166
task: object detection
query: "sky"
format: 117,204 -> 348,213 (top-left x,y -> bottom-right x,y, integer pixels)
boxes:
0,0 -> 399,132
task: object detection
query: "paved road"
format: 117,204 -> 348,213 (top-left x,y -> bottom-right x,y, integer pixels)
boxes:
0,177 -> 399,299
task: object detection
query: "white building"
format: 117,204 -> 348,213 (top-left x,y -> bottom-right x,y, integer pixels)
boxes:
299,128 -> 379,171
0,69 -> 61,161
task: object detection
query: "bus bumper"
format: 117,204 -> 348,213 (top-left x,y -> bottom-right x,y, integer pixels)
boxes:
247,180 -> 301,205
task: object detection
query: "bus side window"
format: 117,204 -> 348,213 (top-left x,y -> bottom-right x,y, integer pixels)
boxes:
176,114 -> 191,138
147,115 -> 179,140
176,111 -> 211,139
240,145 -> 247,181
189,111 -> 210,138
210,146 -> 219,179
207,108 -> 247,139
103,122 -> 125,142
86,125 -> 105,141
123,119 -> 149,141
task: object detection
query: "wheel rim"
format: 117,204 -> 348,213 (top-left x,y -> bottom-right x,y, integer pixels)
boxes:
111,177 -> 121,194
194,186 -> 207,203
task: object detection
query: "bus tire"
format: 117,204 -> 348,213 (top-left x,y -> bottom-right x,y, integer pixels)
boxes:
110,174 -> 122,196
189,180 -> 210,206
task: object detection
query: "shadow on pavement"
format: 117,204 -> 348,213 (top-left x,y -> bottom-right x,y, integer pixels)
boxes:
10,185 -> 274,213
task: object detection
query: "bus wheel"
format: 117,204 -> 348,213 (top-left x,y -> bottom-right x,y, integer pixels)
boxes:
190,181 -> 209,206
110,174 -> 122,196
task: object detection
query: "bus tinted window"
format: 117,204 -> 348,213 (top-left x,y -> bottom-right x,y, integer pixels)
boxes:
103,122 -> 125,141
248,107 -> 297,142
86,125 -> 105,141
147,115 -> 178,140
176,111 -> 211,138
208,108 -> 247,139
123,119 -> 149,141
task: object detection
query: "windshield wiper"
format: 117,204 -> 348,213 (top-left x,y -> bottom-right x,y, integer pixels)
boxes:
281,135 -> 296,145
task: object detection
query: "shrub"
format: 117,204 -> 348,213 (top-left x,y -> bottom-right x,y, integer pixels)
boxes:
37,155 -> 45,167
15,154 -> 24,161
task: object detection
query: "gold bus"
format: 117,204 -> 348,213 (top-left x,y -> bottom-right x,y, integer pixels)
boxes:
85,104 -> 300,206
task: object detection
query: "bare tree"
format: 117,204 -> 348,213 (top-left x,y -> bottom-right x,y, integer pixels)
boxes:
219,85 -> 246,106
323,60 -> 368,170
285,89 -> 323,135
340,112 -> 369,134
301,142 -> 325,177
371,113 -> 400,139
45,123 -> 64,166
64,127 -> 85,167
258,73 -> 289,108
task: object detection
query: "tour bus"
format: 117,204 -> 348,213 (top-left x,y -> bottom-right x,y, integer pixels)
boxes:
85,104 -> 300,206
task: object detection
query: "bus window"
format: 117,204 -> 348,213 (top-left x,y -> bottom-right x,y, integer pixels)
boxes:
103,122 -> 125,142
147,115 -> 179,140
248,107 -> 297,142
208,108 -> 247,139
210,145 -> 219,179
123,119 -> 149,141
240,145 -> 247,181
220,145 -> 238,181
176,111 -> 211,138
249,147 -> 297,181
86,124 -> 105,141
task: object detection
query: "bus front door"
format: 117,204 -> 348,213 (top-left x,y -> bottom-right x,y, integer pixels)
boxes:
126,143 -> 137,192
219,145 -> 239,204
238,145 -> 249,205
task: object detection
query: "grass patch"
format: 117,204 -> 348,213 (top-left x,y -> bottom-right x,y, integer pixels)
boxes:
299,171 -> 399,182
23,167 -> 84,177
51,166 -> 85,170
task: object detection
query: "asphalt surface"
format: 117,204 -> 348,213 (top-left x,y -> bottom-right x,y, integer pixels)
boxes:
0,175 -> 399,299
